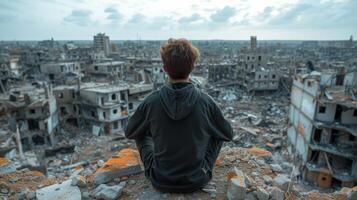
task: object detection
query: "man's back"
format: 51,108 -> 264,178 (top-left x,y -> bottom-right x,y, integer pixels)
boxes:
125,82 -> 232,192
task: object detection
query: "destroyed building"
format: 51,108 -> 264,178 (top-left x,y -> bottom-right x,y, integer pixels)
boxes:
288,68 -> 357,188
40,62 -> 81,84
79,82 -> 129,135
85,61 -> 124,82
94,33 -> 111,57
53,85 -> 80,126
0,83 -> 59,150
208,64 -> 237,83
237,37 -> 280,93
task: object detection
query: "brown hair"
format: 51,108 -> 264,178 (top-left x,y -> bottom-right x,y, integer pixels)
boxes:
160,38 -> 200,79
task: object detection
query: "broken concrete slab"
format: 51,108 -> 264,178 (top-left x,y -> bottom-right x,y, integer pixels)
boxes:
247,147 -> 272,157
36,180 -> 81,200
71,175 -> 87,187
256,186 -> 269,200
273,174 -> 291,191
270,164 -> 283,173
93,148 -> 143,185
227,167 -> 246,200
93,182 -> 126,200
270,187 -> 285,200
347,188 -> 357,200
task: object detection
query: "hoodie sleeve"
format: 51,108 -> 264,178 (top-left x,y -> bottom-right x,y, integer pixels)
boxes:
208,100 -> 233,141
124,102 -> 150,140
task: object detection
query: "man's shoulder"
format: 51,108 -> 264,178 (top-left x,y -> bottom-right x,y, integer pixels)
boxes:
142,89 -> 161,104
197,89 -> 216,106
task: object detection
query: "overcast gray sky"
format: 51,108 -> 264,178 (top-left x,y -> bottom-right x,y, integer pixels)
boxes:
0,0 -> 356,40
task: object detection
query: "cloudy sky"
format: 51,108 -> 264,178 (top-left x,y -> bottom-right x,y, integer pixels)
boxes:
0,0 -> 356,40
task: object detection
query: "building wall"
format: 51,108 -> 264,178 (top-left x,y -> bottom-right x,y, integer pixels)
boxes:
341,109 -> 357,125
315,103 -> 336,123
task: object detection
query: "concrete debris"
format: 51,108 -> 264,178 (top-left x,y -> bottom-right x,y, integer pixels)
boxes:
71,175 -> 87,187
256,186 -> 269,200
270,187 -> 285,200
270,164 -> 283,173
93,182 -> 126,200
227,167 -> 246,200
347,188 -> 357,200
36,180 -> 81,200
94,148 -> 143,185
273,174 -> 291,191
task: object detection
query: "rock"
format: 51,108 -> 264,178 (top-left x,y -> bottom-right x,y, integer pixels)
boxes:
263,175 -> 272,185
71,175 -> 87,187
93,182 -> 126,200
256,186 -> 269,200
281,162 -> 294,172
348,188 -> 357,200
251,172 -> 259,177
244,175 -> 256,188
270,187 -> 285,200
202,188 -> 217,194
270,164 -> 283,173
128,179 -> 136,185
36,180 -> 81,200
245,192 -> 257,200
273,174 -> 291,191
5,149 -> 17,160
94,148 -> 143,185
247,147 -> 272,157
256,159 -> 266,166
227,167 -> 246,200
82,191 -> 90,199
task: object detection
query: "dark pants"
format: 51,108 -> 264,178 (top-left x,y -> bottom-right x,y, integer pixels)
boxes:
135,135 -> 223,180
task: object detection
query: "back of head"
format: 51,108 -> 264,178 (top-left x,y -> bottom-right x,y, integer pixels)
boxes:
160,38 -> 200,80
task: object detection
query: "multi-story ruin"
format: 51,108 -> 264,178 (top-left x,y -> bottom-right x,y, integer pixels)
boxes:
94,33 -> 111,57
79,82 -> 130,135
40,62 -> 81,84
0,83 -> 59,150
288,68 -> 357,188
85,61 -> 124,82
237,37 -> 280,93
208,64 -> 236,83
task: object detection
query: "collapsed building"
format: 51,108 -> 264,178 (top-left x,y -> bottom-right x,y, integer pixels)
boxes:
0,83 -> 59,150
53,82 -> 130,135
208,64 -> 236,83
288,68 -> 357,188
237,37 -> 280,93
85,61 -> 124,82
40,62 -> 81,84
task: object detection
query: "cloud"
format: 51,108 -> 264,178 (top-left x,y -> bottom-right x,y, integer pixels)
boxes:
178,13 -> 202,23
128,14 -> 145,24
210,6 -> 236,22
0,14 -> 17,23
63,9 -> 92,26
268,4 -> 312,25
105,7 -> 122,23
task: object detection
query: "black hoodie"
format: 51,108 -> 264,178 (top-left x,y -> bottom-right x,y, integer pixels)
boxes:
125,82 -> 233,192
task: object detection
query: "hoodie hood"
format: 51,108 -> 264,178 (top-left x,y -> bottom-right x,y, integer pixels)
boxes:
159,82 -> 199,120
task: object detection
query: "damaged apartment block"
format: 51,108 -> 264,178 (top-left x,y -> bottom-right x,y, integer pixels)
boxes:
288,67 -> 357,188
79,82 -> 129,135
0,83 -> 59,150
53,82 -> 130,135
237,36 -> 280,94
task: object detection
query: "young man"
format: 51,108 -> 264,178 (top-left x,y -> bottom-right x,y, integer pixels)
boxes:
125,38 -> 233,193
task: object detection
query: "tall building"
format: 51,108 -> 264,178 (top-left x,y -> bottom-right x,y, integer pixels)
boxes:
250,36 -> 257,49
93,33 -> 110,57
